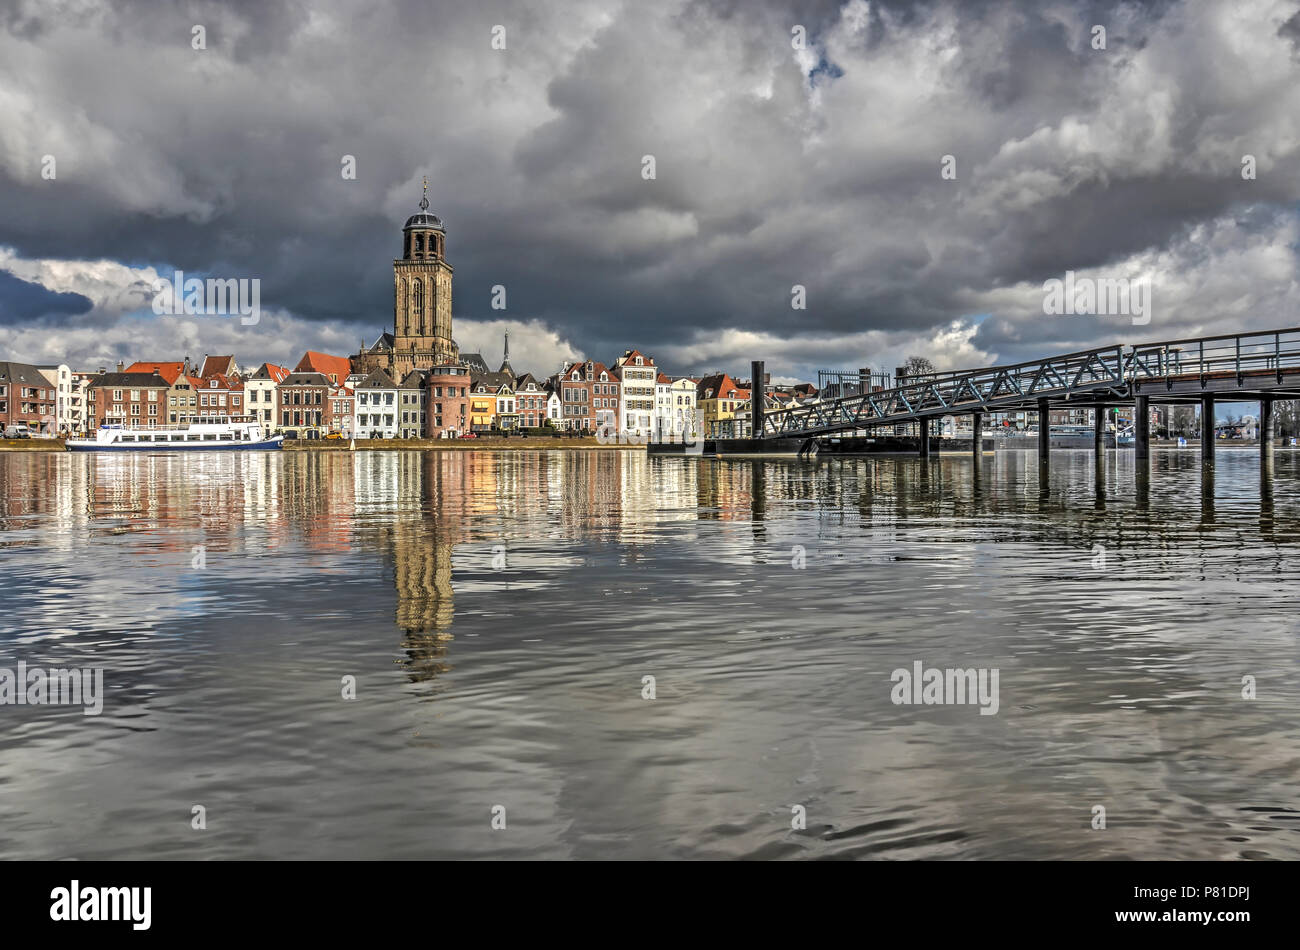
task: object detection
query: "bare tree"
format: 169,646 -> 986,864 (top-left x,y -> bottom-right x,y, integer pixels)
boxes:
1275,399 -> 1300,439
902,355 -> 937,379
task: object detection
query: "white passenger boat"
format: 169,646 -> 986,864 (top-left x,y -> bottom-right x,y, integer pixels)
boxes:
66,417 -> 283,451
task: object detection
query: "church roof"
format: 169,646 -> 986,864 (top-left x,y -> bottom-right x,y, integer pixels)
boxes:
404,179 -> 444,231
403,211 -> 444,231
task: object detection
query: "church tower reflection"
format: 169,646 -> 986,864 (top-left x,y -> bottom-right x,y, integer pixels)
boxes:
354,451 -> 467,683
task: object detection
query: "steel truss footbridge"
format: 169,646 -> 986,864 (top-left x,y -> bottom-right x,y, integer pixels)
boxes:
759,327 -> 1300,447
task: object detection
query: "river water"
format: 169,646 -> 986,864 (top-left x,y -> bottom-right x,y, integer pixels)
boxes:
1,448 -> 1297,860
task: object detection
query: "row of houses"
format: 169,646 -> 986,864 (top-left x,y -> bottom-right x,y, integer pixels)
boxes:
3,341 -> 823,440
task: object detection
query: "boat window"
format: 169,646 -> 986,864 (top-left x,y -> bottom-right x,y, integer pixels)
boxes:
171,435 -> 184,442
218,433 -> 233,440
203,434 -> 217,441
187,434 -> 201,441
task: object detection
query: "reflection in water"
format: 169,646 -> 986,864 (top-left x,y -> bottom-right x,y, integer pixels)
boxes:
1,447 -> 1299,860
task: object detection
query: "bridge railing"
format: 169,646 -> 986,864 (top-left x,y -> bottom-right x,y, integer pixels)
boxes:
1127,327 -> 1300,384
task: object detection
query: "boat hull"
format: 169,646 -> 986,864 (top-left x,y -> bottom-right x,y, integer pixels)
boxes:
66,437 -> 284,452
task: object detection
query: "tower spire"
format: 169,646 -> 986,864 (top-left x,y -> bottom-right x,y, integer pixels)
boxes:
419,175 -> 429,212
498,330 -> 514,377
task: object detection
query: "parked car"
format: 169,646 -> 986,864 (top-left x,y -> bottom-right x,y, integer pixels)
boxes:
325,432 -> 344,440
458,432 -> 478,439
4,424 -> 32,439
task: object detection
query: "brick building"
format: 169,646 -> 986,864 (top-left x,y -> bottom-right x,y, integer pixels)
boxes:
0,361 -> 56,435
553,360 -> 616,433
87,371 -> 171,429
513,374 -> 549,428
278,371 -> 333,434
425,364 -> 470,437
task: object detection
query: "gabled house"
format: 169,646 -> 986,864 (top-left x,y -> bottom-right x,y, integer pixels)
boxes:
353,369 -> 400,439
278,371 -> 332,435
469,370 -> 515,432
195,372 -> 244,420
611,350 -> 655,439
551,360 -> 613,433
123,360 -> 202,425
245,362 -> 290,430
654,374 -> 698,442
513,373 -> 549,428
0,360 -> 58,435
696,373 -> 750,438
397,370 -> 427,439
86,371 -> 170,430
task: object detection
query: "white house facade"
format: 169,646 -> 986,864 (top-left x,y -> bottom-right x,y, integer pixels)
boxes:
353,370 -> 400,439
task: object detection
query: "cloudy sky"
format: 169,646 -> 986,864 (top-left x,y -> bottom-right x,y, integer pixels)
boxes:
2,0 -> 1300,383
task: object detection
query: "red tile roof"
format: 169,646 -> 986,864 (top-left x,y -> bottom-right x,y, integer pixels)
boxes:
200,355 -> 235,378
295,351 -> 352,383
124,361 -> 186,385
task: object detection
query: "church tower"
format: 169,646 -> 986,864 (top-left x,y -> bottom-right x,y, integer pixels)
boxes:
392,178 -> 458,376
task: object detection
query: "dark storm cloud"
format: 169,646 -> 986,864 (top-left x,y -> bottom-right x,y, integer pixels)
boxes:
0,269 -> 91,322
1,0 -> 1299,377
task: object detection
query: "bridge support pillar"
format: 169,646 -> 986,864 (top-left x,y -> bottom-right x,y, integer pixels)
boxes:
1094,406 -> 1106,456
918,417 -> 930,458
1037,399 -> 1050,466
1201,394 -> 1215,467
1261,396 -> 1275,463
971,412 -> 983,459
1135,395 -> 1150,463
